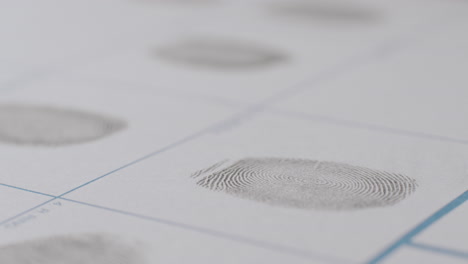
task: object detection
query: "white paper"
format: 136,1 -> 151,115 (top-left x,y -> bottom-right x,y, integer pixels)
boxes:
0,0 -> 467,263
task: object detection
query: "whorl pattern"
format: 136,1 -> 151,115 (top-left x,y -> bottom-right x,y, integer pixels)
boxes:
192,158 -> 417,210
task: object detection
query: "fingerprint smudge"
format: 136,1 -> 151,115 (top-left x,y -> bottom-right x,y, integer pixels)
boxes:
157,39 -> 287,70
0,233 -> 146,264
0,104 -> 126,146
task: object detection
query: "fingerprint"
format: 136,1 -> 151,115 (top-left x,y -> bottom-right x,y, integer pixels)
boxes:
268,1 -> 378,23
192,158 -> 417,210
0,233 -> 146,264
156,39 -> 287,70
0,104 -> 125,146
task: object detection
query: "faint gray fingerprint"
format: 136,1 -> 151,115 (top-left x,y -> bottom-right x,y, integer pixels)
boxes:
268,1 -> 378,23
0,104 -> 125,146
157,39 -> 287,70
192,158 -> 417,210
0,233 -> 147,264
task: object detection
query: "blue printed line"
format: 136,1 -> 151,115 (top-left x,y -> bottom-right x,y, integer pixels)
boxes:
269,109 -> 468,145
59,197 -> 352,264
58,124 -> 216,198
367,190 -> 468,264
178,97 -> 468,146
0,183 -> 56,198
407,241 -> 468,259
0,198 -> 56,227
0,124 -> 217,228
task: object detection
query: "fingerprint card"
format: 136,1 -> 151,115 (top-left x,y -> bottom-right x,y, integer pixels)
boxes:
0,0 -> 467,264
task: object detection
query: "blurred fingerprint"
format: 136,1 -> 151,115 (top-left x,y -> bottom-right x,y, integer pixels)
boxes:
156,39 -> 287,70
192,158 -> 417,210
0,233 -> 146,264
0,104 -> 125,146
268,1 -> 378,24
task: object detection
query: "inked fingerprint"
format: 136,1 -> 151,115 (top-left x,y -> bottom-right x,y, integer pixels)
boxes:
269,1 -> 378,23
0,104 -> 125,146
157,39 -> 287,70
192,158 -> 417,210
0,233 -> 146,264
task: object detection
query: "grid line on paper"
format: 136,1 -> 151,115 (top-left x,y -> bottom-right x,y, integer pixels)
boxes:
58,125 -> 215,198
115,88 -> 468,147
406,241 -> 468,259
0,183 -> 56,198
0,198 -> 56,227
190,94 -> 468,146
60,197 -> 354,264
367,190 -> 468,264
268,109 -> 468,145
0,123 -> 218,225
